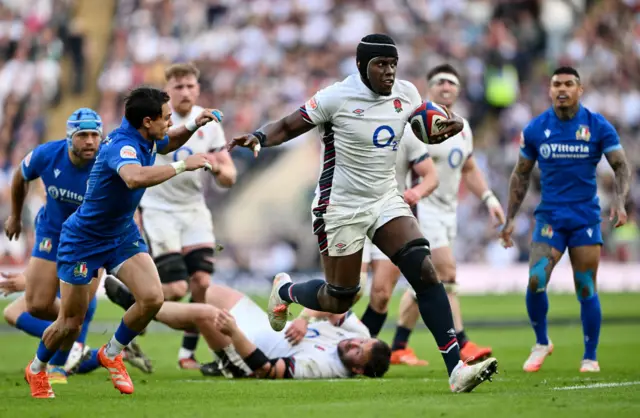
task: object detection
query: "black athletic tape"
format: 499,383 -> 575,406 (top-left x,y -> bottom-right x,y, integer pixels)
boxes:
326,283 -> 361,300
244,348 -> 269,372
390,238 -> 431,265
253,130 -> 267,147
184,247 -> 214,275
155,253 -> 189,284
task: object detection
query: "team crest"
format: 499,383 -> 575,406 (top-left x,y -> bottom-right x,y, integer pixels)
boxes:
197,130 -> 204,138
541,224 -> 554,238
73,262 -> 88,278
39,237 -> 52,253
575,125 -> 591,142
307,96 -> 318,110
393,99 -> 403,113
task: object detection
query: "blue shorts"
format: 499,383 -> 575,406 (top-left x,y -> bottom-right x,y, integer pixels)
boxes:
57,226 -> 148,285
532,220 -> 603,253
32,229 -> 60,262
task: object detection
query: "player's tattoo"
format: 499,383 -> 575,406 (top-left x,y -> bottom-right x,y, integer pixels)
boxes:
506,156 -> 535,221
605,149 -> 631,206
528,243 -> 560,292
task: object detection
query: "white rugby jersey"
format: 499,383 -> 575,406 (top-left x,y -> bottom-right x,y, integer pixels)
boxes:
140,105 -> 226,211
301,74 -> 423,213
420,117 -> 473,213
395,125 -> 429,193
265,315 -> 371,379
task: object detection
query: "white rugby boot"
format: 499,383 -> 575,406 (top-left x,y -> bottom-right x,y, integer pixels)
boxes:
267,273 -> 292,331
523,341 -> 554,372
449,357 -> 498,393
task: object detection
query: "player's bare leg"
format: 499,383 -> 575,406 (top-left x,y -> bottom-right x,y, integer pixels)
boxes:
360,259 -> 401,337
269,248 -> 364,331
178,244 -> 214,369
523,242 -> 562,372
390,289 -> 427,366
24,258 -> 59,320
26,282 -> 91,398
568,245 -> 602,372
373,216 -> 497,392
99,253 -> 164,394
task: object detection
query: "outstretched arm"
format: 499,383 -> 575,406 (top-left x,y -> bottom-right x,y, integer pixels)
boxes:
462,155 -> 505,225
605,148 -> 632,227
160,109 -> 222,154
505,155 -> 536,222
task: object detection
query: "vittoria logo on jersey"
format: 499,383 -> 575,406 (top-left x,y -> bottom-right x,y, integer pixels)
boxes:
39,237 -> 52,253
73,262 -> 88,278
575,125 -> 591,142
539,143 -> 589,159
541,224 -> 554,238
393,99 -> 403,113
47,186 -> 84,204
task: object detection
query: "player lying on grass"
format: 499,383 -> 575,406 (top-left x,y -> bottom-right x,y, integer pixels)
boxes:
0,272 -> 152,376
103,275 -> 392,379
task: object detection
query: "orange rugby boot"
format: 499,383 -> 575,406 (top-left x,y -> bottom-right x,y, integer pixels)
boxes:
390,348 -> 429,366
460,341 -> 492,363
25,361 -> 54,399
98,345 -> 134,394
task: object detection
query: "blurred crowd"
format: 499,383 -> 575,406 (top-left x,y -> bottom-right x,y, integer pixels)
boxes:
1,0 -> 639,269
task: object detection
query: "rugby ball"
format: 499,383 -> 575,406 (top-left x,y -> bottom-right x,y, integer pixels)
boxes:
409,101 -> 453,144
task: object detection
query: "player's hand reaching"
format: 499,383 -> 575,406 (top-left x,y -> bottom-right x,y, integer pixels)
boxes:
610,200 -> 628,228
429,114 -> 464,145
4,215 -> 22,240
499,219 -> 515,248
214,309 -> 238,337
0,272 -> 25,296
195,109 -> 223,128
227,133 -> 261,158
183,153 -> 215,172
285,318 -> 308,346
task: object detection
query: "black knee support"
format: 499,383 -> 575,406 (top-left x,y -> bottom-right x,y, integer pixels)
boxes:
390,238 -> 432,293
184,247 -> 215,275
155,253 -> 189,284
326,283 -> 361,300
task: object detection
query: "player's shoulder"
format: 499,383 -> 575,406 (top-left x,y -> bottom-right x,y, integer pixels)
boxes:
523,108 -> 553,138
37,139 -> 67,153
579,105 -> 615,130
394,79 -> 421,101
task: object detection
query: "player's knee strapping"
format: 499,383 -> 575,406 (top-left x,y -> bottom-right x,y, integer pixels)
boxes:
184,247 -> 215,275
326,283 -> 361,300
574,270 -> 596,300
390,238 -> 432,294
155,253 -> 189,284
443,282 -> 458,293
529,257 -> 550,292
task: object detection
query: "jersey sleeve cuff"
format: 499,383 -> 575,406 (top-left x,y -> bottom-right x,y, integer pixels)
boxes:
603,144 -> 622,154
20,164 -> 34,181
116,160 -> 141,173
411,152 -> 430,165
299,105 -> 315,125
519,149 -> 534,160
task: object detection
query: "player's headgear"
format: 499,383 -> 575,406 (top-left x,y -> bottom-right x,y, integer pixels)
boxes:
356,34 -> 398,88
66,108 -> 103,147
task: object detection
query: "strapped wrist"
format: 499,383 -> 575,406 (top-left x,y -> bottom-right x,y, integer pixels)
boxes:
253,130 -> 267,147
186,119 -> 198,132
171,160 -> 186,174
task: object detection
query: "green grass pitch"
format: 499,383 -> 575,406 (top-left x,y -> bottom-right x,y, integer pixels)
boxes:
0,293 -> 639,418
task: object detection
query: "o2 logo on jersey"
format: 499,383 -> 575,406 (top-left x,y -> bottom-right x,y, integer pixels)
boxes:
372,125 -> 399,150
540,144 -> 551,159
305,327 -> 320,339
173,146 -> 194,162
448,148 -> 464,168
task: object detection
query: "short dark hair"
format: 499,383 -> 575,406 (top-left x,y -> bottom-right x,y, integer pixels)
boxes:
165,62 -> 200,82
363,340 -> 391,378
427,63 -> 460,82
552,66 -> 580,80
124,87 -> 170,129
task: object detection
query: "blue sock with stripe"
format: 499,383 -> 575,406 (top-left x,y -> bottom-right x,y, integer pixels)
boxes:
16,312 -> 51,338
75,349 -> 100,374
526,289 -> 549,345
580,296 -> 601,360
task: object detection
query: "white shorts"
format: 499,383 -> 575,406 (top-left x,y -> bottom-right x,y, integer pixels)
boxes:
141,204 -> 215,257
416,202 -> 457,250
362,237 -> 389,263
312,192 -> 413,257
229,296 -> 289,358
